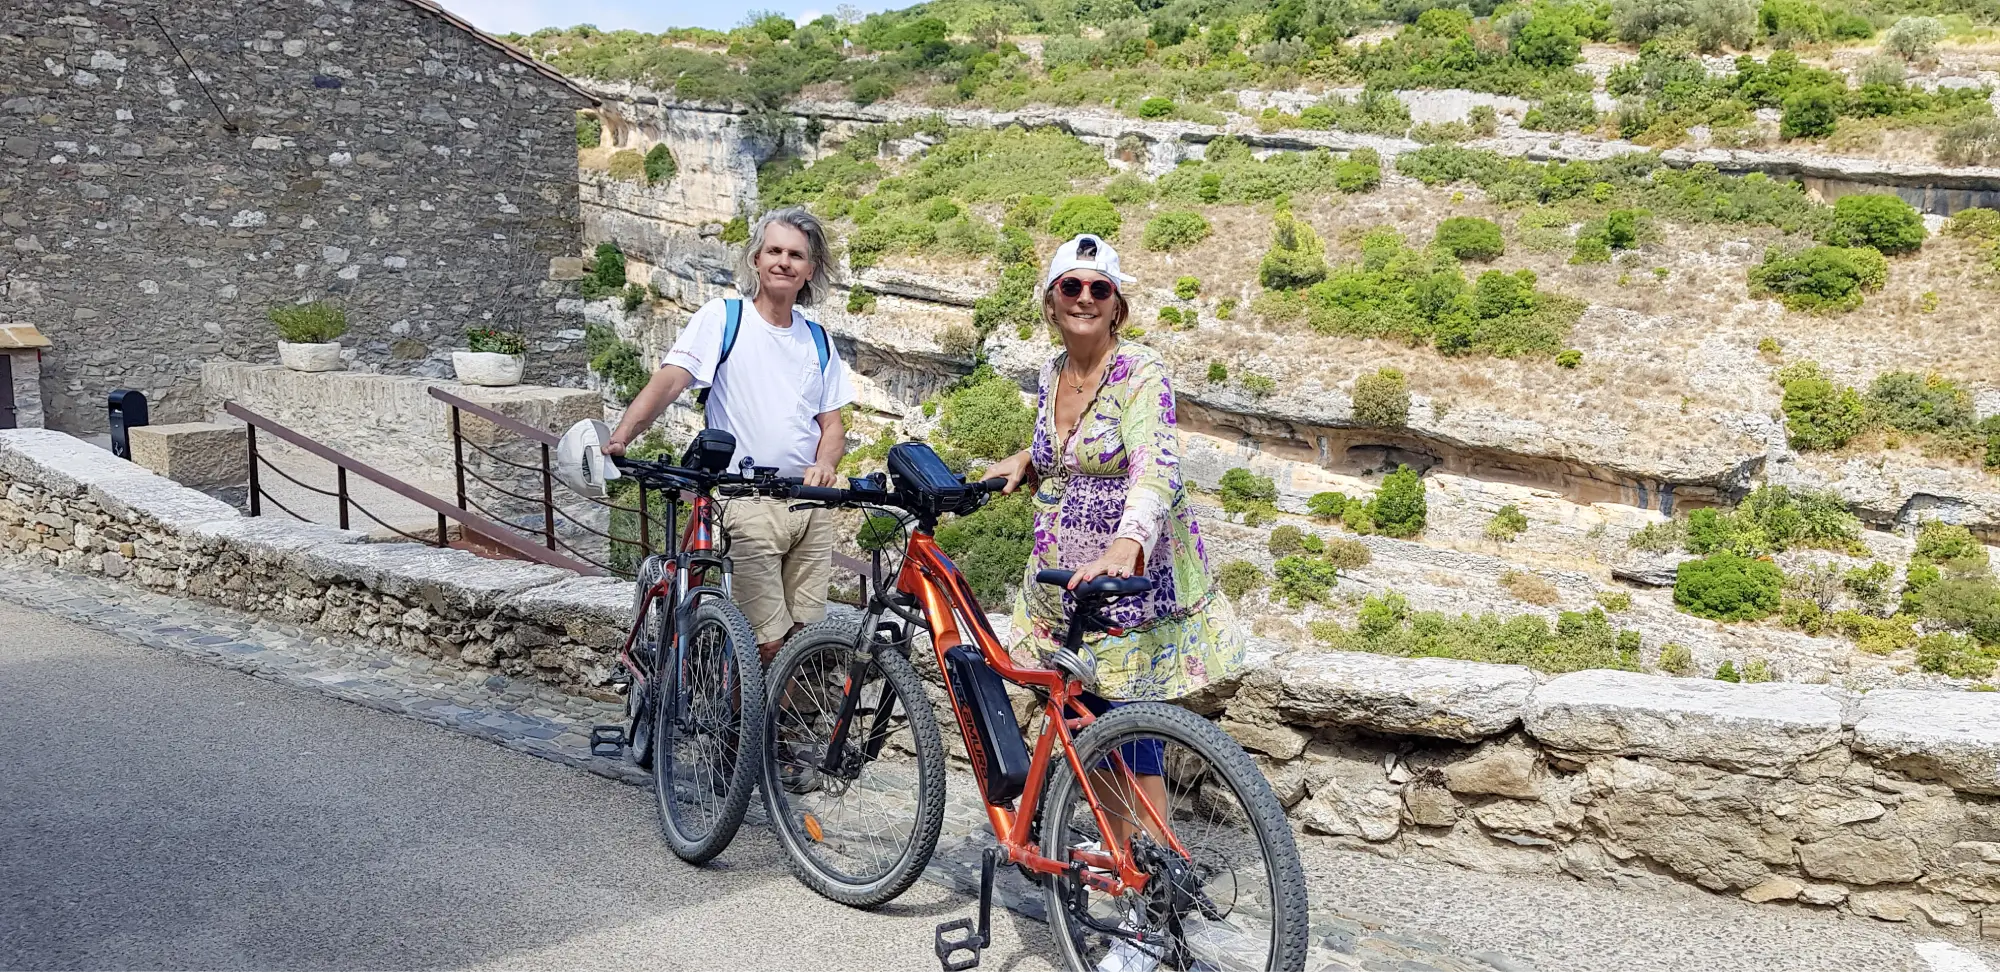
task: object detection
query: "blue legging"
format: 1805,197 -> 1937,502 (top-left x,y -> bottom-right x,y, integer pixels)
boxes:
1077,692 -> 1165,776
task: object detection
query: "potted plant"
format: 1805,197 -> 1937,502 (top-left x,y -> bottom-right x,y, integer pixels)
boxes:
453,327 -> 527,386
270,301 -> 348,372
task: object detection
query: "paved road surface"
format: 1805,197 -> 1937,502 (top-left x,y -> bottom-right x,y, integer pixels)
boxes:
0,600 -> 1058,971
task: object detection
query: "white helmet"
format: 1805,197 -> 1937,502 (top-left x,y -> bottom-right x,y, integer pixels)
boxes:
555,419 -> 622,498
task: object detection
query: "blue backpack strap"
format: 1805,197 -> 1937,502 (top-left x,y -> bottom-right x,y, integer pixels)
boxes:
804,319 -> 830,373
697,299 -> 742,409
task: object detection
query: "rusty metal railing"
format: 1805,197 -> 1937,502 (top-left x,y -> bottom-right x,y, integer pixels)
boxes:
427,386 -> 870,586
227,401 -> 599,575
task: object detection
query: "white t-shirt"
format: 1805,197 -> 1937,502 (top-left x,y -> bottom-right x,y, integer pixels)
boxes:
662,298 -> 855,478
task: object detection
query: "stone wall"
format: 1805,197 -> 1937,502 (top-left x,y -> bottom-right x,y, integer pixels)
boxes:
5,425 -> 2000,937
1,0 -> 595,432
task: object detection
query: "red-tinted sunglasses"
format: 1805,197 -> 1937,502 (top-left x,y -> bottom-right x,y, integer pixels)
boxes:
1056,276 -> 1117,300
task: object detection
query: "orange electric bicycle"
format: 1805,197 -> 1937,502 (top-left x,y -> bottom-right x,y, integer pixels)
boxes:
762,441 -> 1307,972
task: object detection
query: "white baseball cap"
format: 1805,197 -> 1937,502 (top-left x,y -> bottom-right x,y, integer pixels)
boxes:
1043,234 -> 1139,290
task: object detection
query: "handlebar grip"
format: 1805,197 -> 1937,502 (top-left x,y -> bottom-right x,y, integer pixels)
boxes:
792,485 -> 848,502
975,477 -> 1009,494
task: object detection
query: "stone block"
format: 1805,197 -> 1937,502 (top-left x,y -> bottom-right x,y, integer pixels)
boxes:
89,475 -> 240,531
1524,670 -> 1846,770
1444,744 -> 1545,799
1798,834 -> 1922,886
1848,890 -> 1916,922
185,517 -> 367,561
0,428 -> 150,496
1852,690 -> 2000,796
502,575 -> 630,630
1271,651 -> 1536,742
128,422 -> 247,490
1741,876 -> 1803,903
1405,786 -> 1461,828
548,256 -> 585,280
1220,717 -> 1311,760
298,542 -> 573,613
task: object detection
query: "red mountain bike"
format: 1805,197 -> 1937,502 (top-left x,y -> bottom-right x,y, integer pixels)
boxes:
763,442 -> 1307,972
589,428 -> 785,865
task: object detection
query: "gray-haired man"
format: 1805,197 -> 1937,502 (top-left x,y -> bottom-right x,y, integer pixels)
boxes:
607,207 -> 855,662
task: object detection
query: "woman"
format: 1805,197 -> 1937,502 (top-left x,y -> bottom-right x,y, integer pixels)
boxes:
981,233 -> 1244,852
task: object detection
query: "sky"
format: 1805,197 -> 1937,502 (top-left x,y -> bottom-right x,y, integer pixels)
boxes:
442,0 -> 899,35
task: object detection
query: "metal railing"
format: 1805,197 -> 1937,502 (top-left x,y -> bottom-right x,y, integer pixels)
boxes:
227,401 -> 599,575
428,387 -> 871,587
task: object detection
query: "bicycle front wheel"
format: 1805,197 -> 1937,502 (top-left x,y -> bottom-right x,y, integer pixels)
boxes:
1039,702 -> 1309,972
652,596 -> 764,865
762,620 -> 945,908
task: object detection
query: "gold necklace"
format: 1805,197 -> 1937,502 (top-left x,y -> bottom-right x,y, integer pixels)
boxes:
1064,355 -> 1105,394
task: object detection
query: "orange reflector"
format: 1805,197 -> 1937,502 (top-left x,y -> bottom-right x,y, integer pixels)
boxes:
803,813 -> 824,843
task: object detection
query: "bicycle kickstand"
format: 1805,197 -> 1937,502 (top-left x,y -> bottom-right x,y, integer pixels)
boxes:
934,847 -> 999,971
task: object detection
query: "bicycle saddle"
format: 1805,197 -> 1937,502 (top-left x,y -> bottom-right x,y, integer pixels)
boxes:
1034,569 -> 1153,598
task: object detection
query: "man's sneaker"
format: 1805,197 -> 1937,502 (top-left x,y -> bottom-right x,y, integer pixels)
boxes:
777,741 -> 821,794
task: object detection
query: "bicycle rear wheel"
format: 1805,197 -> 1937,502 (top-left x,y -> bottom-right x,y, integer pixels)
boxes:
627,555 -> 668,770
1039,702 -> 1308,972
761,619 -> 945,908
653,595 -> 764,865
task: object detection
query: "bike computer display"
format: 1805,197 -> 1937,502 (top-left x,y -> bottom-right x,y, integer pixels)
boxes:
885,442 -> 974,519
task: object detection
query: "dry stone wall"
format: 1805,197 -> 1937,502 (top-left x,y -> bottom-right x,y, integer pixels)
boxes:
1,0 -> 594,432
6,425 -> 2000,936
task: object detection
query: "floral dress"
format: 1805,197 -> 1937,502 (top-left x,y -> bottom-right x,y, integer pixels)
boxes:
1009,342 -> 1244,701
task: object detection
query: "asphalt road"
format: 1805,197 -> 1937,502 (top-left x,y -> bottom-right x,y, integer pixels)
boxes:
0,599 -> 1059,971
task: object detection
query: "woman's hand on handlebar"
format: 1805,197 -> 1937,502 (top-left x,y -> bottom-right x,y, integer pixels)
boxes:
1068,537 -> 1144,589
979,451 -> 1033,495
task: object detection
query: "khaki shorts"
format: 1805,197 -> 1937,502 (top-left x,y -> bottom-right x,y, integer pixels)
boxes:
721,496 -> 836,645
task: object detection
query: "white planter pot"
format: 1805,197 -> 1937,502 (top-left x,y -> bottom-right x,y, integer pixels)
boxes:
452,351 -> 525,387
277,341 -> 343,372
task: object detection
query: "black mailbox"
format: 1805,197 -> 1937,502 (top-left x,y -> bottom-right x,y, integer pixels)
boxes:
108,389 -> 149,460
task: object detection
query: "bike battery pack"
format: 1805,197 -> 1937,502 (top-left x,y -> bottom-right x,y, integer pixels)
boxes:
943,644 -> 1031,805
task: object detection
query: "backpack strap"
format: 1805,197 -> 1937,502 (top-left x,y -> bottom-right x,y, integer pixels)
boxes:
695,299 -> 743,410
804,319 -> 830,373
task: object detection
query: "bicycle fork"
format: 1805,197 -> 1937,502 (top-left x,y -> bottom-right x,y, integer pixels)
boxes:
817,621 -> 903,776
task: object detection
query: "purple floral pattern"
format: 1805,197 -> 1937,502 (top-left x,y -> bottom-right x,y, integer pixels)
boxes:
1010,342 -> 1244,701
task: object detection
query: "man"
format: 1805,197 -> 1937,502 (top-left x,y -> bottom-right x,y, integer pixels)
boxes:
606,207 -> 854,663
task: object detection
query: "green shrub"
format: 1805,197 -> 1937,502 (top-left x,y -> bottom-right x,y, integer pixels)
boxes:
1157,307 -> 1183,328
1006,195 -> 1056,229
582,242 -> 627,301
1470,104 -> 1499,136
1674,551 -> 1784,621
847,285 -> 877,314
1274,554 -> 1344,606
621,282 -> 647,312
1317,593 -> 1642,675
585,322 -> 649,405
1143,211 -> 1211,251
1949,208 -> 2000,240
1629,516 -> 1687,552
1604,209 -> 1649,249
1308,491 -> 1351,520
1779,362 -> 1868,450
1917,631 -> 1998,678
643,143 -> 677,184
1865,371 -> 1974,435
269,301 -> 348,343
1749,245 -> 1887,313
1714,659 -> 1741,682
1922,577 -> 2000,646
1658,642 -> 1694,675
1268,524 -> 1314,557
939,368 -> 1033,460
1780,87 -> 1838,140
1487,504 -> 1529,541
1258,210 -> 1329,290
1434,216 -> 1506,261
1570,234 -> 1612,264
1216,297 -> 1236,320
1217,560 -> 1266,599
1523,93 -> 1598,131
1826,194 -> 1926,254
1241,373 -> 1277,397
1336,148 -> 1384,193
1206,360 -> 1228,383
607,149 -> 645,182
720,217 -> 749,244
1556,349 -> 1583,369
1219,467 -> 1280,526
1342,498 -> 1377,534
1597,589 -> 1634,612
1742,659 -> 1774,683
1938,118 -> 2000,166
465,327 -> 526,355
576,112 -> 602,148
935,492 -> 1034,603
1137,97 -> 1177,119
1682,484 -> 1861,556
1352,368 -> 1411,426
1104,172 -> 1154,204
1370,465 -> 1428,539
1883,15 -> 1946,61
1916,520 -> 1991,569
1174,276 -> 1201,300
1047,195 -> 1121,240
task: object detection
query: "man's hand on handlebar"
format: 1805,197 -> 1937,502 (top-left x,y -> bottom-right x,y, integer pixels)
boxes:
603,436 -> 628,457
802,461 -> 841,489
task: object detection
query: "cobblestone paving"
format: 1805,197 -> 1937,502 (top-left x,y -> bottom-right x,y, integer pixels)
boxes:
0,562 -> 1524,972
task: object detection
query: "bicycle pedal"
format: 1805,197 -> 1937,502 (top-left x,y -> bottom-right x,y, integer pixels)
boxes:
589,724 -> 627,758
933,917 -> 984,972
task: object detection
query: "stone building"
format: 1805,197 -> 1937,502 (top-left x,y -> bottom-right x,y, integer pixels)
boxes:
1,0 -> 597,432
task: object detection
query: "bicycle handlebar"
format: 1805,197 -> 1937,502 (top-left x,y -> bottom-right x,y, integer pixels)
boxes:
786,476 -> 1010,510
610,455 -> 799,496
